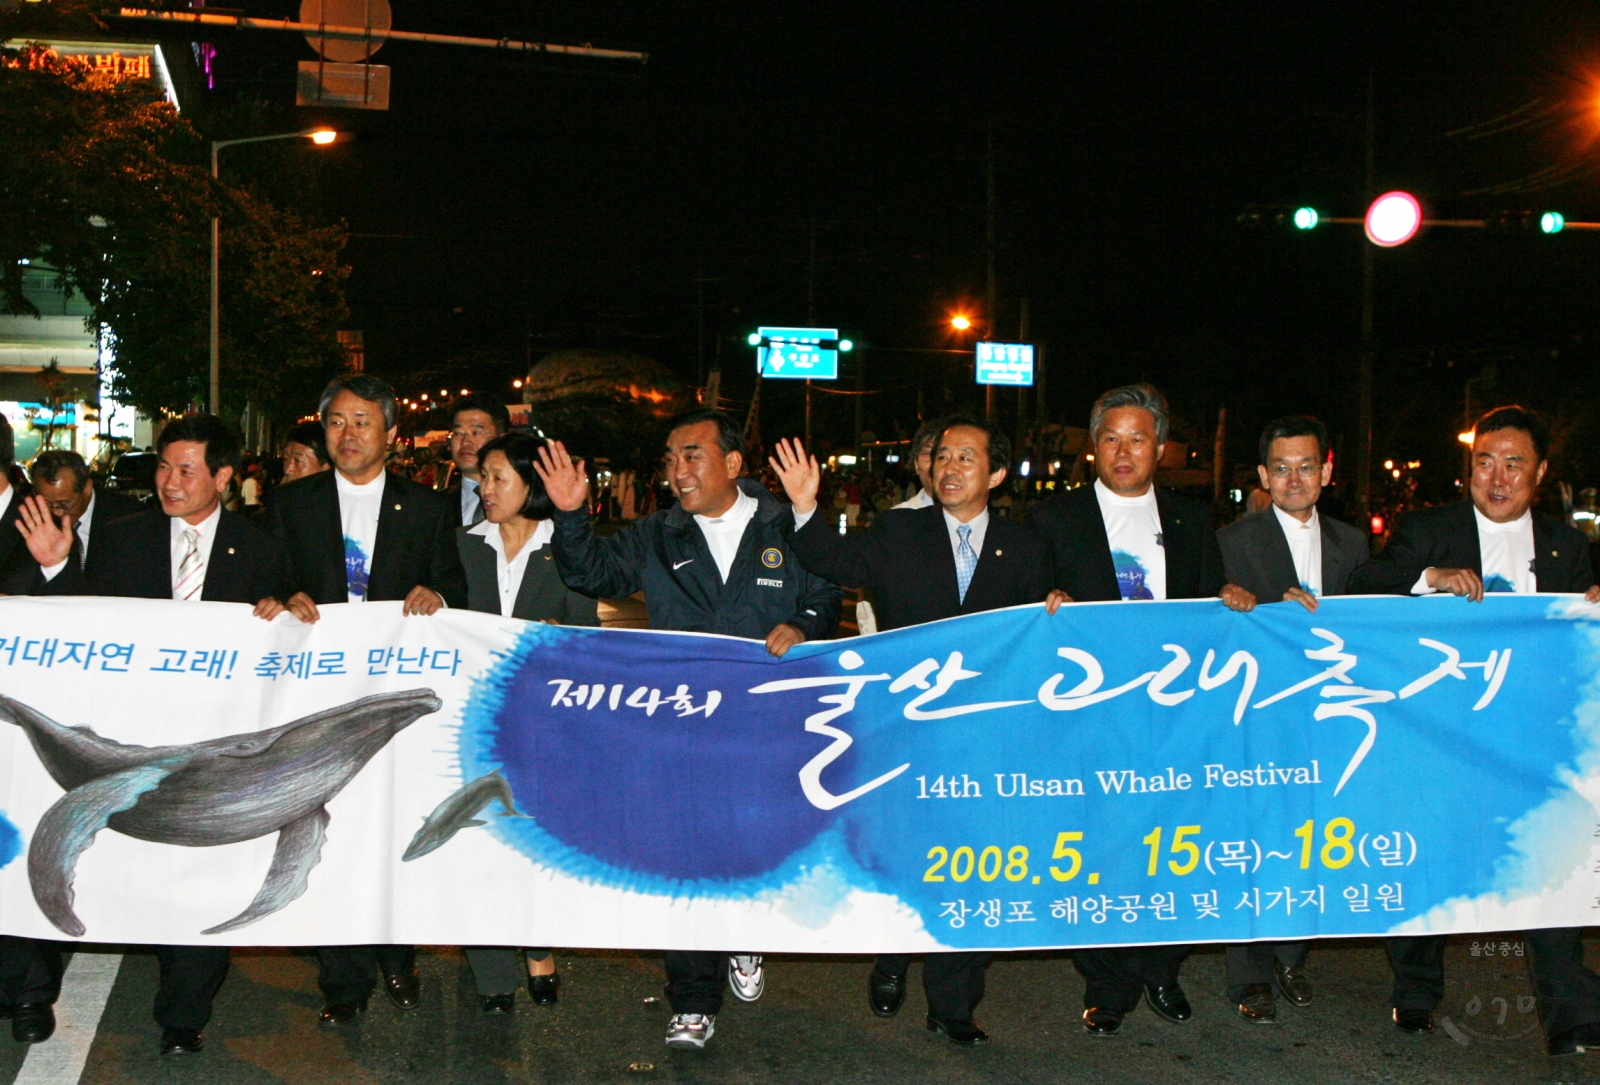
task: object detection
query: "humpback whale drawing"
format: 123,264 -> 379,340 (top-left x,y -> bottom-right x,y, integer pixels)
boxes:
402,770 -> 527,861
0,689 -> 442,937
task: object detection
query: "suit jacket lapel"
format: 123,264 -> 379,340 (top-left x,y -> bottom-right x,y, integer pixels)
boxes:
920,506 -> 964,612
463,535 -> 498,612
369,474 -> 399,596
1450,501 -> 1485,575
1073,490 -> 1122,600
1532,513 -> 1564,592
1154,490 -> 1192,598
1254,512 -> 1299,596
1317,515 -> 1350,594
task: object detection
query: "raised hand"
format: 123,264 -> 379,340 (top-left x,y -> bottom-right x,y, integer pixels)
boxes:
15,495 -> 73,570
768,438 -> 821,514
532,439 -> 590,513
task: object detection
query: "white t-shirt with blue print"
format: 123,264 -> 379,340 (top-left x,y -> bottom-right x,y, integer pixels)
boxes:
1094,479 -> 1167,601
336,471 -> 385,602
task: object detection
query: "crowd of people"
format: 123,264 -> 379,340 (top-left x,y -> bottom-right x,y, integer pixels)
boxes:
0,374 -> 1595,1061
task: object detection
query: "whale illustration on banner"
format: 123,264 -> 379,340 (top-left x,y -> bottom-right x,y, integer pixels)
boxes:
402,770 -> 528,861
0,689 -> 441,936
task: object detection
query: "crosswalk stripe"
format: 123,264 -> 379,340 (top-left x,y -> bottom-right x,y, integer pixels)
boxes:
13,953 -> 121,1085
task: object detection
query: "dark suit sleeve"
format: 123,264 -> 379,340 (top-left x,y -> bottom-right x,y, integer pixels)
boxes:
549,507 -> 647,600
38,522 -> 129,597
1198,509 -> 1227,596
784,565 -> 841,643
563,587 -> 602,627
785,507 -> 878,587
424,500 -> 469,608
1346,513 -> 1431,595
254,530 -> 293,602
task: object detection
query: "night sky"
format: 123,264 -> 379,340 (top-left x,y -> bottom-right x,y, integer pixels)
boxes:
198,0 -> 1600,498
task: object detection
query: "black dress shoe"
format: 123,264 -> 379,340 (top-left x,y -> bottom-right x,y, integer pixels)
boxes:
1392,1008 -> 1433,1034
12,1003 -> 54,1044
527,973 -> 560,1006
318,1000 -> 366,1028
868,969 -> 907,1018
1273,961 -> 1313,1007
1236,984 -> 1276,1024
925,1016 -> 989,1045
1083,1007 -> 1123,1035
1548,1021 -> 1600,1057
384,970 -> 420,1011
159,1028 -> 203,1055
1145,983 -> 1193,1023
479,993 -> 515,1014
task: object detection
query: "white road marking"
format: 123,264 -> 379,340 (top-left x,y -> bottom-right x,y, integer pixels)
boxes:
14,952 -> 121,1085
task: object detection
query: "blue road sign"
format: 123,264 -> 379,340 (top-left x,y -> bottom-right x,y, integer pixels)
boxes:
755,327 -> 840,380
975,341 -> 1035,386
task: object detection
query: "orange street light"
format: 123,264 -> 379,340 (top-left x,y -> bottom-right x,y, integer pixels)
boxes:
1457,431 -> 1475,446
950,314 -> 972,331
308,128 -> 338,145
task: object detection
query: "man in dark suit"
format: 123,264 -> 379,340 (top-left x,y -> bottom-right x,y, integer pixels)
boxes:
444,394 -> 510,527
17,414 -> 291,1057
1028,383 -> 1256,1037
269,375 -> 466,1029
0,414 -> 31,591
1215,415 -> 1369,1024
1349,405 -> 1600,1054
2,449 -> 142,593
772,416 -> 1059,1046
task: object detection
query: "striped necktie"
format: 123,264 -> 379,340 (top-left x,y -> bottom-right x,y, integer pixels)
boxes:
174,527 -> 204,601
955,523 -> 977,604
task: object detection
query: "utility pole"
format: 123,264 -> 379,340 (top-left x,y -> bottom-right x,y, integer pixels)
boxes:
1355,71 -> 1376,523
1016,296 -> 1029,456
984,121 -> 998,421
806,215 -> 817,444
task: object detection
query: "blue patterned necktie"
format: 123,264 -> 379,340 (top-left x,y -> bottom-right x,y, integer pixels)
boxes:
955,523 -> 977,604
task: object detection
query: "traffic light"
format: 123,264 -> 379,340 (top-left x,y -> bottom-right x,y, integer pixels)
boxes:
1237,205 -> 1321,229
1292,207 -> 1319,230
1369,513 -> 1386,536
1365,192 -> 1422,247
1541,212 -> 1565,234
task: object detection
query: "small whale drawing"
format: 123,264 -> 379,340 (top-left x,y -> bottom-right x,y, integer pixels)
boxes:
403,770 -> 528,861
0,689 -> 442,937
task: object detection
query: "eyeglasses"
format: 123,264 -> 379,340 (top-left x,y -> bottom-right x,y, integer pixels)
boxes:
1267,463 -> 1321,479
450,426 -> 494,440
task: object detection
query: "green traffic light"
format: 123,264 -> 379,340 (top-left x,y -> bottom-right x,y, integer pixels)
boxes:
839,339 -> 853,352
747,332 -> 762,346
1541,212 -> 1565,234
1293,207 -> 1319,230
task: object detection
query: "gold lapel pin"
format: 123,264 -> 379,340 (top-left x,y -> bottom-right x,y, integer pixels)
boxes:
227,547 -> 235,555
394,504 -> 402,510
995,549 -> 1003,556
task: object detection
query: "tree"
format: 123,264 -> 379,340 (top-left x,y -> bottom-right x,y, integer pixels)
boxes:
0,39 -> 349,426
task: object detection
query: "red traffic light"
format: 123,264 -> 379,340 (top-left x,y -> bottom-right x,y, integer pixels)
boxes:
1364,192 -> 1422,247
1369,514 -> 1386,535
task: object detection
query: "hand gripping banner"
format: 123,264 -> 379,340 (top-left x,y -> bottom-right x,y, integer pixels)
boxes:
0,593 -> 1596,950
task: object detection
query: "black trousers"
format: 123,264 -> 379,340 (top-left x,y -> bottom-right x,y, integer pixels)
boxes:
874,953 -> 993,1021
0,938 -> 62,1008
1225,941 -> 1309,1003
463,948 -> 553,997
664,951 -> 726,1015
153,946 -> 231,1031
1385,935 -> 1446,1011
1525,927 -> 1600,1037
317,945 -> 416,1004
1074,945 -> 1191,1014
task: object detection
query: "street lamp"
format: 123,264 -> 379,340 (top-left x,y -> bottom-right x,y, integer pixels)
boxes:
950,314 -> 972,331
210,127 -> 338,415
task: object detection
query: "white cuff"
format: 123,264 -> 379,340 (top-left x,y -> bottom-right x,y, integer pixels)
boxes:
792,506 -> 817,532
41,559 -> 67,582
1411,569 -> 1436,596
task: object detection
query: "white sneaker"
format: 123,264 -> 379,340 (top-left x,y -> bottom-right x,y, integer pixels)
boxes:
728,955 -> 765,1001
665,1013 -> 715,1049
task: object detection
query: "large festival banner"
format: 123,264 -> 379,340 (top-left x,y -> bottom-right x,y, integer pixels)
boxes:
0,593 -> 1595,951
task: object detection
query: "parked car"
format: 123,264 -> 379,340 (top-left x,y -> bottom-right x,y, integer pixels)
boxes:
103,451 -> 158,503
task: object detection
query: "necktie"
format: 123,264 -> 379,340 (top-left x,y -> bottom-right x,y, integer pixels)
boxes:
955,523 -> 977,604
174,527 -> 204,601
74,520 -> 87,571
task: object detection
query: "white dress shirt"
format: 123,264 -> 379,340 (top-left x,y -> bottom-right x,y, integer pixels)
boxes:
893,488 -> 935,511
694,488 -> 758,583
1273,503 -> 1323,596
170,503 -> 223,600
792,499 -> 988,570
1410,506 -> 1536,595
468,518 -> 553,617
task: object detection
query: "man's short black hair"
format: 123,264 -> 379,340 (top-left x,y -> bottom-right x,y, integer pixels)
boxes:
31,449 -> 89,490
935,414 -> 1011,475
0,413 -> 13,471
157,414 -> 241,476
449,394 -> 511,435
666,408 -> 744,458
1475,405 -> 1549,462
283,421 -> 329,465
1258,415 -> 1330,466
910,416 -> 949,460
